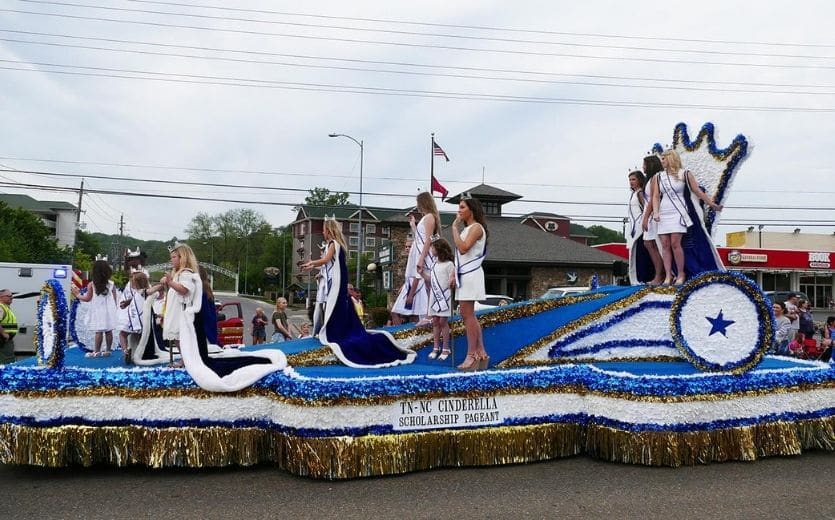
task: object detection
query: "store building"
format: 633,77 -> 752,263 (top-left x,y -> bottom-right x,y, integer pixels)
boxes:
594,241 -> 835,309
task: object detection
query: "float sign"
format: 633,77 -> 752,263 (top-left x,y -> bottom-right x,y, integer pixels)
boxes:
392,396 -> 502,431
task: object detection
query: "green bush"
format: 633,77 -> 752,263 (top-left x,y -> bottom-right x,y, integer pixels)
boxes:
369,307 -> 391,328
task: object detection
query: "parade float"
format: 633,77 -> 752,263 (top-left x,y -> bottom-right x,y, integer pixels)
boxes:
0,123 -> 832,478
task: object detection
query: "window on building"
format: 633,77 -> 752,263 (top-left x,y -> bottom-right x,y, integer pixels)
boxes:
381,226 -> 390,236
349,236 -> 359,247
366,236 -> 376,248
545,221 -> 558,231
483,201 -> 500,216
347,250 -> 356,260
349,222 -> 359,233
365,223 -> 376,235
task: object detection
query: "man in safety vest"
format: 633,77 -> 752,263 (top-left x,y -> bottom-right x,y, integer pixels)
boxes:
0,289 -> 17,364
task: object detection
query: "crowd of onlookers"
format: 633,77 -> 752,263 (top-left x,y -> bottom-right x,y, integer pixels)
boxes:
772,292 -> 833,361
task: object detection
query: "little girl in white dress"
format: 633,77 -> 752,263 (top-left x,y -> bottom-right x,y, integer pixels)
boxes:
420,237 -> 455,361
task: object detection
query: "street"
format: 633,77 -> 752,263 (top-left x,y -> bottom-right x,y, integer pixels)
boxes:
216,293 -> 308,344
1,452 -> 832,519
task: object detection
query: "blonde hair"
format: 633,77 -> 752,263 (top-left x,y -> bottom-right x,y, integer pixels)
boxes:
416,191 -> 441,235
661,149 -> 682,173
323,219 -> 347,251
171,243 -> 199,276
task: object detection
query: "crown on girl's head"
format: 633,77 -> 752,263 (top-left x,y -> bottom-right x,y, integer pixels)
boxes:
460,191 -> 473,200
167,241 -> 185,252
126,247 -> 143,258
430,234 -> 442,243
94,254 -> 108,262
324,214 -> 337,222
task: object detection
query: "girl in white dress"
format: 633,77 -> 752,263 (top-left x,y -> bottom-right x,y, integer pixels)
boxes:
155,243 -> 200,366
118,271 -> 150,363
651,149 -> 723,285
71,259 -> 119,357
639,155 -> 665,285
451,197 -> 489,371
413,191 -> 441,326
421,237 -> 455,361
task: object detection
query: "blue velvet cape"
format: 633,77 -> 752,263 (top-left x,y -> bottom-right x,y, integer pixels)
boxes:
318,241 -> 416,368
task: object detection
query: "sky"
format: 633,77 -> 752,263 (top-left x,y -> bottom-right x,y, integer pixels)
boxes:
1,0 -> 834,244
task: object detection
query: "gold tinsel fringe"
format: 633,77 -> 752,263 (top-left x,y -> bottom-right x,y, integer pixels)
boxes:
1,417 -> 833,478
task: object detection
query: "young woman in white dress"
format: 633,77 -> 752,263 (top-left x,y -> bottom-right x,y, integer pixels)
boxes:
651,149 -> 723,285
451,197 -> 489,371
639,155 -> 665,285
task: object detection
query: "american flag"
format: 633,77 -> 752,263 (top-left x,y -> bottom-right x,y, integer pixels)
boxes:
433,141 -> 449,162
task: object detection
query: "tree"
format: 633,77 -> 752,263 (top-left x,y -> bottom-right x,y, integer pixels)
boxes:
0,202 -> 71,263
73,230 -> 104,271
304,187 -> 350,206
587,225 -> 625,245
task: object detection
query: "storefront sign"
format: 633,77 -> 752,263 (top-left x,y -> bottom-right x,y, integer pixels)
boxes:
809,252 -> 831,269
728,251 -> 767,265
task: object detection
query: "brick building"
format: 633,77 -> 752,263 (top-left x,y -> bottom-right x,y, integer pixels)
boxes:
289,184 -> 622,305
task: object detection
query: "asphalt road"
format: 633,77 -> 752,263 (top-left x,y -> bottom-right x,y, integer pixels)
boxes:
215,293 -> 308,344
1,452 -> 832,519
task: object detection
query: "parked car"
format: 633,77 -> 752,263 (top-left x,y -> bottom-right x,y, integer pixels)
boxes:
473,294 -> 514,312
763,291 -> 808,304
540,286 -> 591,300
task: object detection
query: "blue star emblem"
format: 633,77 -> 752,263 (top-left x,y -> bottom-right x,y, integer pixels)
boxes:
705,309 -> 735,337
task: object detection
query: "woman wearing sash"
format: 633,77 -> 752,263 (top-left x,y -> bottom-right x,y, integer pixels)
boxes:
302,218 -> 415,368
651,149 -> 724,285
452,196 -> 489,371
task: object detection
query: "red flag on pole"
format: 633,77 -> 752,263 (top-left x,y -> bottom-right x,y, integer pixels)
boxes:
431,175 -> 448,199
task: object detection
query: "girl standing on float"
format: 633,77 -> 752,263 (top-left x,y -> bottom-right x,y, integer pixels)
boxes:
72,259 -> 119,357
639,155 -> 665,285
421,236 -> 456,362
302,218 -> 414,368
413,191 -> 441,326
158,243 -> 199,366
651,149 -> 723,285
452,196 -> 489,371
117,271 -> 150,363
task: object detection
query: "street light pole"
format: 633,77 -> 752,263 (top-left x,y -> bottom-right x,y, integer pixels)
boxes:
329,133 -> 364,289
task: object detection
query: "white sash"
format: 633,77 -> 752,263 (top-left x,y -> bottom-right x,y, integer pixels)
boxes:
429,265 -> 451,313
658,171 -> 693,228
413,218 -> 436,269
455,225 -> 487,287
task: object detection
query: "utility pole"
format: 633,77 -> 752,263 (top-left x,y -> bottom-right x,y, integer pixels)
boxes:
71,179 -> 84,260
117,214 -> 125,270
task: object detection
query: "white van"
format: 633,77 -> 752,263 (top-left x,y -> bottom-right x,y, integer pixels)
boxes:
0,262 -> 73,355
540,286 -> 591,300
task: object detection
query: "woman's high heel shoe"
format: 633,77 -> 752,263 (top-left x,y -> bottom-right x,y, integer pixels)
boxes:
477,355 -> 490,370
428,346 -> 440,360
438,348 -> 451,361
457,354 -> 478,371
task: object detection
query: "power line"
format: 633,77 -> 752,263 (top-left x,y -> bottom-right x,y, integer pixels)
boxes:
5,29 -> 834,91
3,61 -> 833,112
4,155 -> 835,196
5,8 -> 835,70
5,167 -> 835,212
5,35 -> 834,97
124,0 -> 835,50
2,181 -> 831,231
18,0 -> 835,61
